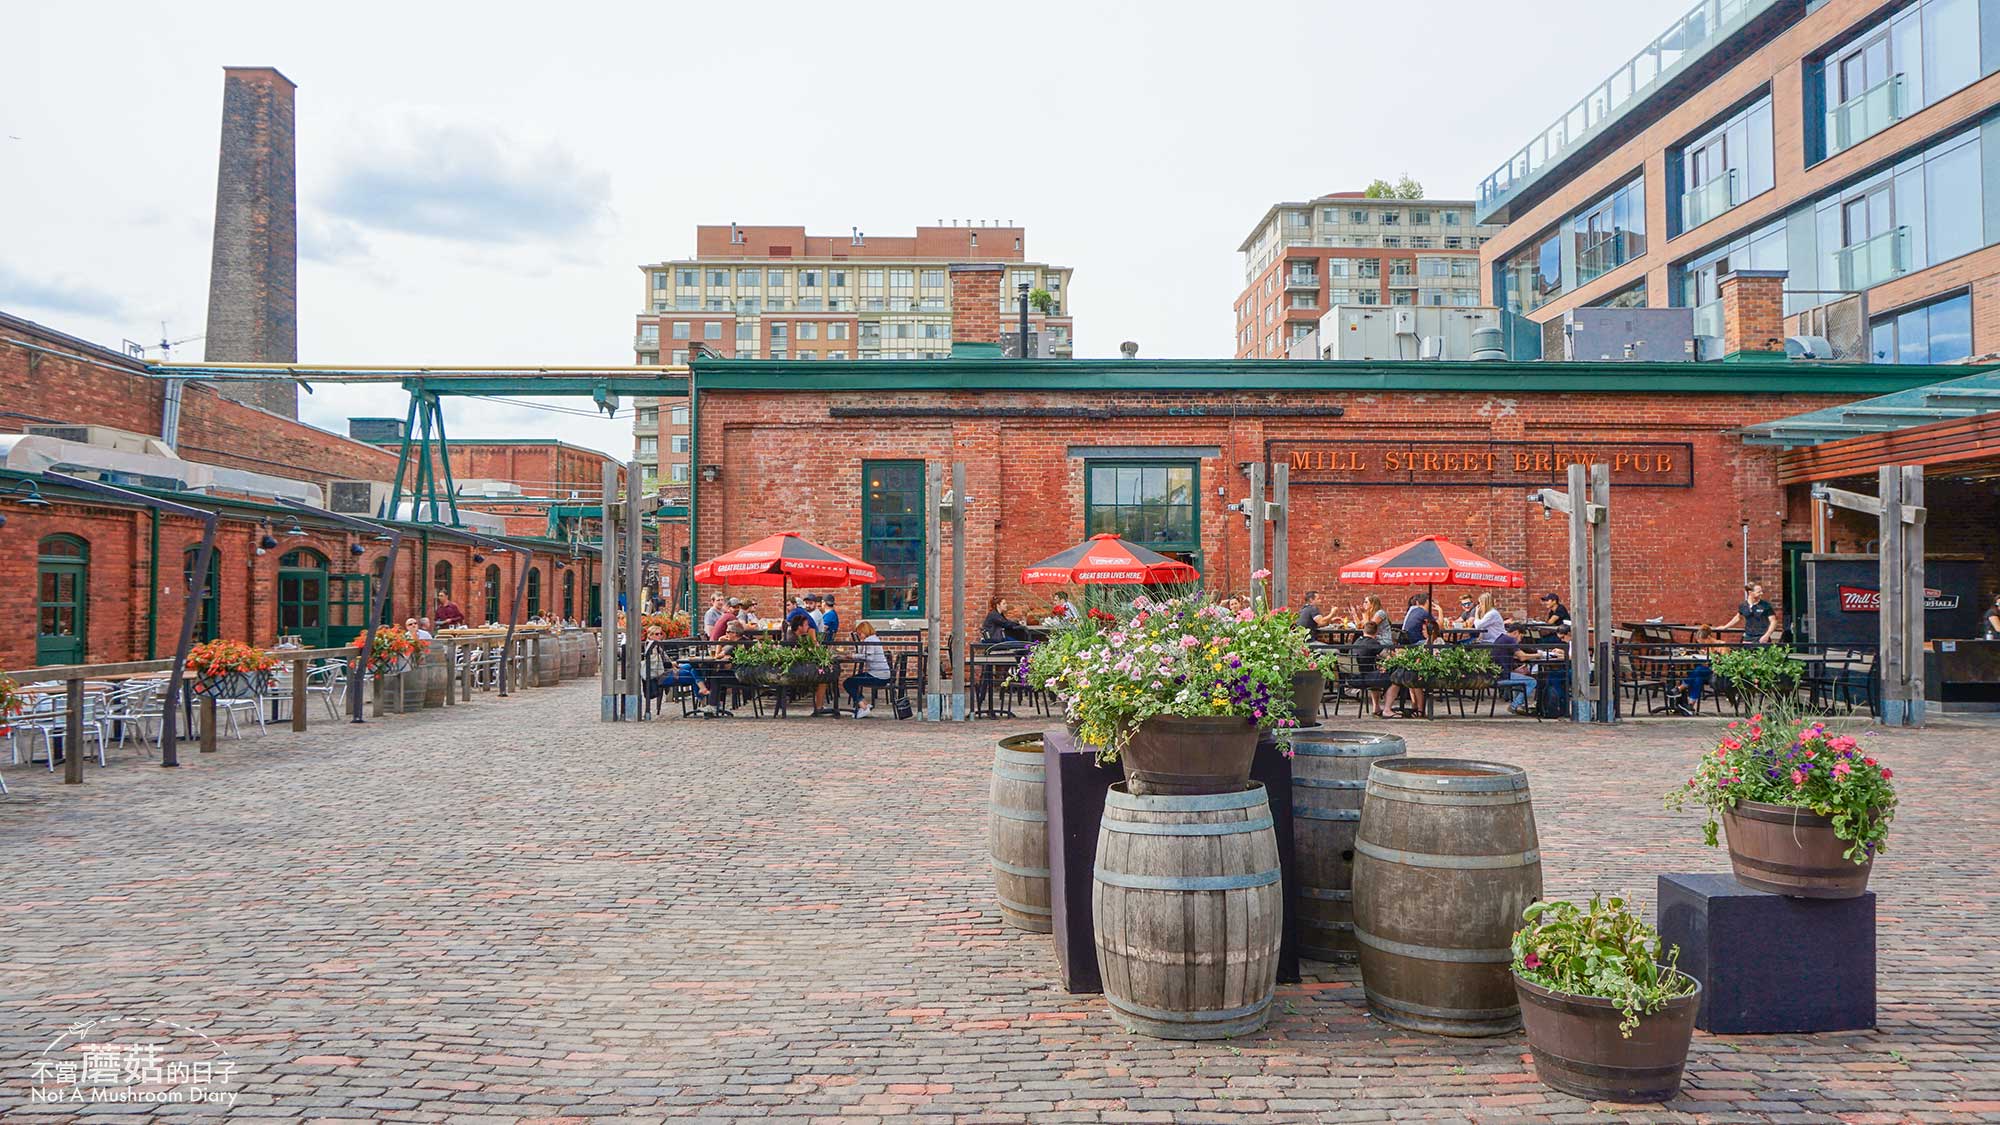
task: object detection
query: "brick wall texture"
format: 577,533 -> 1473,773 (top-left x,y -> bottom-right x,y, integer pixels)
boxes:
691,385 -> 1880,639
948,265 -> 1003,344
203,66 -> 300,419
1720,273 -> 1787,356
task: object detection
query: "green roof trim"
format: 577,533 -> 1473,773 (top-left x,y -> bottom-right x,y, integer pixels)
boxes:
689,356 -> 1977,396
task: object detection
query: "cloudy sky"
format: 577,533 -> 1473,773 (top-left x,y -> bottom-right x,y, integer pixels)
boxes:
5,0 -> 1666,457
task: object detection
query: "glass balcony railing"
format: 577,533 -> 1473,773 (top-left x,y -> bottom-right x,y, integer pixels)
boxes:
1680,169 -> 1739,231
1835,226 -> 1911,291
1285,273 -> 1319,288
1476,0 -> 1778,223
1827,74 -> 1907,156
1387,273 -> 1419,287
1692,299 -> 1724,344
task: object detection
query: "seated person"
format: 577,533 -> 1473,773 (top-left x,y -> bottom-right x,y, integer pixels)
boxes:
1450,595 -> 1478,630
1490,630 -> 1538,716
1046,591 -> 1077,623
1988,594 -> 2000,637
981,596 -> 1031,650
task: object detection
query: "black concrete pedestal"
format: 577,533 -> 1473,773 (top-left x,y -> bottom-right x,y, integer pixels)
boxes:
1042,727 -> 1300,994
1658,872 -> 1876,1033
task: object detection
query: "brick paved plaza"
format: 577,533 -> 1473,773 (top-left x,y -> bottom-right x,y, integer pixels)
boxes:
2,685 -> 1997,1123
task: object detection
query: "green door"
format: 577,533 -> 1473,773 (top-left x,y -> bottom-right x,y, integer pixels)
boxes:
328,573 -> 373,647
184,547 -> 221,642
36,535 -> 88,665
1781,540 -> 1811,643
278,549 -> 330,648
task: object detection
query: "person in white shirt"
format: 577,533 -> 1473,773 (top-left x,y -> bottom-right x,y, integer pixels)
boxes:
844,621 -> 895,717
1473,593 -> 1508,643
1048,591 -> 1077,622
404,617 -> 434,642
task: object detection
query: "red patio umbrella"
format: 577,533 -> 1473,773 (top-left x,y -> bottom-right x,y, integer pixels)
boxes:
693,530 -> 880,588
1338,535 -> 1523,608
1021,533 -> 1200,586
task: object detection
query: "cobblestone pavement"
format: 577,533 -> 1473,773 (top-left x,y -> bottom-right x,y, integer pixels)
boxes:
2,684 -> 1997,1123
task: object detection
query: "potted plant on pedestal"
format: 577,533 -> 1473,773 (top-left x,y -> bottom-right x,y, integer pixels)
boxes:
1050,591 -> 1312,795
354,625 -> 429,677
1665,714 -> 1895,897
185,638 -> 278,700
1512,896 -> 1701,1103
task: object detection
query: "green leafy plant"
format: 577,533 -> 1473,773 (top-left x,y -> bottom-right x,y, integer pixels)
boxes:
1512,896 -> 1696,1036
0,674 -> 22,735
1020,613 -> 1104,692
732,634 -> 834,672
1708,645 -> 1801,700
1665,712 -> 1896,862
1028,287 -> 1056,315
1373,645 -> 1498,685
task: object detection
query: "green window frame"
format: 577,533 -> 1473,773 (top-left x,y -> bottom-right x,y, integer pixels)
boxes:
1084,460 -> 1201,569
562,570 -> 576,621
484,564 -> 502,624
183,546 -> 221,642
861,460 -> 925,618
526,566 -> 543,619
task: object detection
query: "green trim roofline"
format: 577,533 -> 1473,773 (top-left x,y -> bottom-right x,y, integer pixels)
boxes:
689,356 -> 1974,395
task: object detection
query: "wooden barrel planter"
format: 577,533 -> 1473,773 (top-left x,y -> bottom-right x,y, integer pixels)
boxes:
1352,758 -> 1542,1036
1094,783 -> 1283,1039
420,646 -> 448,708
1291,730 -> 1406,963
1723,800 -> 1874,898
990,733 -> 1052,933
1516,971 -> 1701,1102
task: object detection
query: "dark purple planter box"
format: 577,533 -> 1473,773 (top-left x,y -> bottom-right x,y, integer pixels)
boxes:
1042,726 -> 1300,994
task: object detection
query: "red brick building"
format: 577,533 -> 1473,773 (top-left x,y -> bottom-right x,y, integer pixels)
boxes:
1,313 -> 604,668
686,276 -> 1963,639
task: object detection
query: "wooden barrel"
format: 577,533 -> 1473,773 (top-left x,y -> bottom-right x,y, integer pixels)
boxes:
559,633 -> 584,679
420,645 -> 447,708
990,734 -> 1052,933
1352,758 -> 1542,1036
535,637 -> 561,686
1291,730 -> 1407,962
1094,783 -> 1283,1040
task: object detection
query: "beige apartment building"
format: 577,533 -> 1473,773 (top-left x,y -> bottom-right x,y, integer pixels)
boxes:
629,223 -> 1075,491
1477,0 -> 2000,363
1234,193 -> 1501,358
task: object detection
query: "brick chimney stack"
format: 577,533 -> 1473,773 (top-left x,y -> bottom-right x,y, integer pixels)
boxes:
948,263 -> 1004,347
203,66 -> 300,418
1718,269 -> 1787,358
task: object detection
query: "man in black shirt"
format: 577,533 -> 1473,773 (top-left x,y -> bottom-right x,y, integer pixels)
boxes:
1713,582 -> 1782,644
1296,590 -> 1330,634
1539,591 -> 1569,625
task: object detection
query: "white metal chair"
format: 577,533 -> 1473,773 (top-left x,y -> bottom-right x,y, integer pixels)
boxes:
11,691 -> 108,771
103,680 -> 168,752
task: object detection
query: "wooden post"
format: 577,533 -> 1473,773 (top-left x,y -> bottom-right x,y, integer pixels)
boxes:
1590,463 -> 1614,722
1878,465 -> 1905,724
1271,463 -> 1290,610
291,659 -> 308,732
442,642 -> 456,706
949,460 -> 967,723
600,460 -> 620,720
624,461 -> 644,716
924,461 -> 944,721
1247,461 -> 1266,586
1564,463 -> 1594,721
371,671 -> 384,718
1900,466 -> 1926,727
200,697 -> 218,753
64,678 -> 84,784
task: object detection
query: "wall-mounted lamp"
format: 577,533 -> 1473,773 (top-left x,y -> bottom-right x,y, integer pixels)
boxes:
699,464 -> 721,483
349,542 -> 367,557
0,478 -> 52,526
284,518 -> 307,537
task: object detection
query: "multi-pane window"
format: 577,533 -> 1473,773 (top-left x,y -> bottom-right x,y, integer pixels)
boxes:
704,322 -> 722,339
1870,290 -> 1971,363
919,269 -> 945,289
670,463 -> 689,483
1677,93 -> 1775,231
1499,230 -> 1565,314
1086,463 -> 1199,563
637,436 -> 658,457
736,323 -> 754,341
828,323 -> 850,340
671,321 -> 690,339
769,322 -> 788,341
1813,126 -> 1982,292
1572,176 -> 1647,284
670,349 -> 687,364
829,269 -> 848,288
671,434 -> 690,453
670,405 -> 688,424
1411,211 -> 1430,225
862,461 -> 925,617
707,269 -> 728,286
1321,209 -> 1341,223
736,269 -> 760,289
1442,212 -> 1462,226
1818,0 -> 1980,160
797,321 -> 819,340
800,269 -> 821,288
1349,209 -> 1369,223
1286,210 -> 1310,228
676,267 -> 698,286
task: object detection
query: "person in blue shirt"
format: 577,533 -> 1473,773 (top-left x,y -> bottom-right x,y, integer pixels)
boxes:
819,594 -> 841,642
783,596 -> 815,640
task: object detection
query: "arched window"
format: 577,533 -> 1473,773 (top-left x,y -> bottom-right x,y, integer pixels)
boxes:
37,534 -> 89,665
182,546 -> 221,642
563,570 -> 576,622
433,560 -> 453,609
526,566 -> 543,619
484,564 -> 502,624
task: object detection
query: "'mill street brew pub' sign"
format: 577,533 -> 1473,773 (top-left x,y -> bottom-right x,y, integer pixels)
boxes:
1266,439 -> 1696,488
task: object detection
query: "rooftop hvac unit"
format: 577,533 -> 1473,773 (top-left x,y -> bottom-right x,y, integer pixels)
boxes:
1785,335 -> 1837,359
328,479 -> 393,516
1319,306 -> 1501,361
23,424 -> 167,454
1558,307 -> 1697,361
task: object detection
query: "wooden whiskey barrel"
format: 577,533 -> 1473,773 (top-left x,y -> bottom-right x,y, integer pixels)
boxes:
1094,783 -> 1283,1039
1291,730 -> 1406,962
1352,758 -> 1542,1036
990,733 -> 1052,932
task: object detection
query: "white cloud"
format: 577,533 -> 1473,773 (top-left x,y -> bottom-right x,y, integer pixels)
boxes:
321,118 -> 610,245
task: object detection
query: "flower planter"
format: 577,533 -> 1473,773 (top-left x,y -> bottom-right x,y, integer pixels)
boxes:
736,665 -> 779,687
1118,714 -> 1258,796
782,662 -> 834,688
187,669 -> 267,700
1722,800 -> 1874,898
1291,670 -> 1325,726
1515,970 -> 1700,1103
